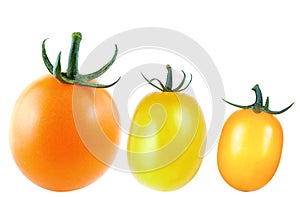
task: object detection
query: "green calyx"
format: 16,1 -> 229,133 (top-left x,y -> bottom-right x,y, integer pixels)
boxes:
42,32 -> 120,88
142,64 -> 192,92
223,84 -> 294,114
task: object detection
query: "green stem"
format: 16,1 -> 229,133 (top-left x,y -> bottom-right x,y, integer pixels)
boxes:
252,84 -> 263,113
165,64 -> 173,91
41,32 -> 120,88
223,84 -> 294,115
141,64 -> 192,92
66,32 -> 82,79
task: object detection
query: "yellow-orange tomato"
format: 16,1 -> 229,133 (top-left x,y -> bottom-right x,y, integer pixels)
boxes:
217,84 -> 293,192
10,75 -> 120,191
217,109 -> 283,191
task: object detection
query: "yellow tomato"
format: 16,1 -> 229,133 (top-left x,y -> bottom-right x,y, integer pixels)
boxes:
127,65 -> 206,191
217,85 -> 293,191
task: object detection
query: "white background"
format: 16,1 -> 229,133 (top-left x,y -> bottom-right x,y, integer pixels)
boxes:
1,0 -> 299,196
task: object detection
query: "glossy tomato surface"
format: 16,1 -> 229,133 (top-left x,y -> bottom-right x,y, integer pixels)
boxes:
127,92 -> 206,191
217,109 -> 283,191
10,75 -> 120,191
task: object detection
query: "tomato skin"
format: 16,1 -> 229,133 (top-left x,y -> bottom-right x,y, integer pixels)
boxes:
10,75 -> 120,191
127,92 -> 206,191
217,109 -> 283,191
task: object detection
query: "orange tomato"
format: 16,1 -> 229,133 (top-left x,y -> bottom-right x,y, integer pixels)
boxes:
217,85 -> 293,191
10,32 -> 120,191
10,76 -> 120,191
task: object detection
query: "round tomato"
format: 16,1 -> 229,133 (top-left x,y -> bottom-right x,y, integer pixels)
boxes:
217,85 -> 293,192
127,65 -> 206,191
10,32 -> 120,191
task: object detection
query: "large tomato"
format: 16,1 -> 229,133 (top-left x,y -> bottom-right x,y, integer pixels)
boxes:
10,32 -> 120,191
127,65 -> 206,191
217,85 -> 293,191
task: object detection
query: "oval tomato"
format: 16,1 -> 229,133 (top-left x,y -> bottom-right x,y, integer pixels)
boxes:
10,32 -> 120,191
217,85 -> 293,192
127,65 -> 206,191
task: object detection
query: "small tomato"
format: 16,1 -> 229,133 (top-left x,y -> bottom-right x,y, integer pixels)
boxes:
217,85 -> 293,191
127,65 -> 206,191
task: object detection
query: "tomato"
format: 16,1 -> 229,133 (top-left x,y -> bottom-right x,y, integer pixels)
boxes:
217,85 -> 293,192
127,65 -> 206,191
10,32 -> 120,191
